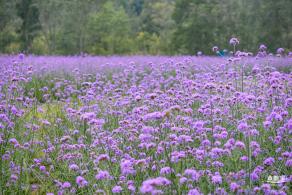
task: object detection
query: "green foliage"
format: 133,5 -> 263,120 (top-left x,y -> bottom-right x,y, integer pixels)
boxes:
259,0 -> 292,50
0,0 -> 291,55
172,0 -> 292,54
135,32 -> 160,54
16,0 -> 41,52
0,25 -> 21,53
31,35 -> 49,54
87,2 -> 133,54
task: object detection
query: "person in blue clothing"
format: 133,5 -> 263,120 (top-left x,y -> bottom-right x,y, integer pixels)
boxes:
216,50 -> 225,57
213,46 -> 228,57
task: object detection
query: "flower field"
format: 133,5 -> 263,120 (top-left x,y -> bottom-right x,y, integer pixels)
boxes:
0,54 -> 291,194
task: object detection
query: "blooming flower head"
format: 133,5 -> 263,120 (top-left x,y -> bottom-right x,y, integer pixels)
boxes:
184,169 -> 201,181
96,154 -> 110,163
140,177 -> 171,194
259,44 -> 267,51
76,176 -> 88,188
120,159 -> 136,176
80,112 -> 96,121
9,138 -> 18,145
112,186 -> 123,193
143,112 -> 164,122
229,37 -> 239,46
62,181 -> 71,188
250,172 -> 259,181
69,164 -> 79,171
10,174 -> 18,183
160,166 -> 172,175
235,141 -> 245,149
277,48 -> 284,54
230,182 -> 240,192
237,121 -> 248,132
285,159 -> 292,167
211,172 -> 222,185
95,170 -> 112,180
19,53 -> 25,60
261,183 -> 271,192
39,165 -> 46,172
179,177 -> 187,184
188,188 -> 203,195
212,46 -> 219,52
263,157 -> 275,166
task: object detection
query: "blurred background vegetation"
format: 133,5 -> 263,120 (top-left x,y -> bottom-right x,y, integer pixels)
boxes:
0,0 -> 291,55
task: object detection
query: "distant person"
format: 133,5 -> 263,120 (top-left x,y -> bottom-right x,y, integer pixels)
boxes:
216,50 -> 227,57
212,46 -> 228,57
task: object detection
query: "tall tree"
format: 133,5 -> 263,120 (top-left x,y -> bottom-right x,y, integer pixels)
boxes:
259,0 -> 292,51
0,0 -> 20,53
87,1 -> 133,54
37,0 -> 63,53
16,0 -> 41,52
172,0 -> 220,54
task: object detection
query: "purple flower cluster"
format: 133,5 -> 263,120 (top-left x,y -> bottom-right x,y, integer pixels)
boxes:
0,47 -> 291,194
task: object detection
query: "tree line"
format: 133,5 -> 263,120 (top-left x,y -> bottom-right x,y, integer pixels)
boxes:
0,0 -> 291,55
